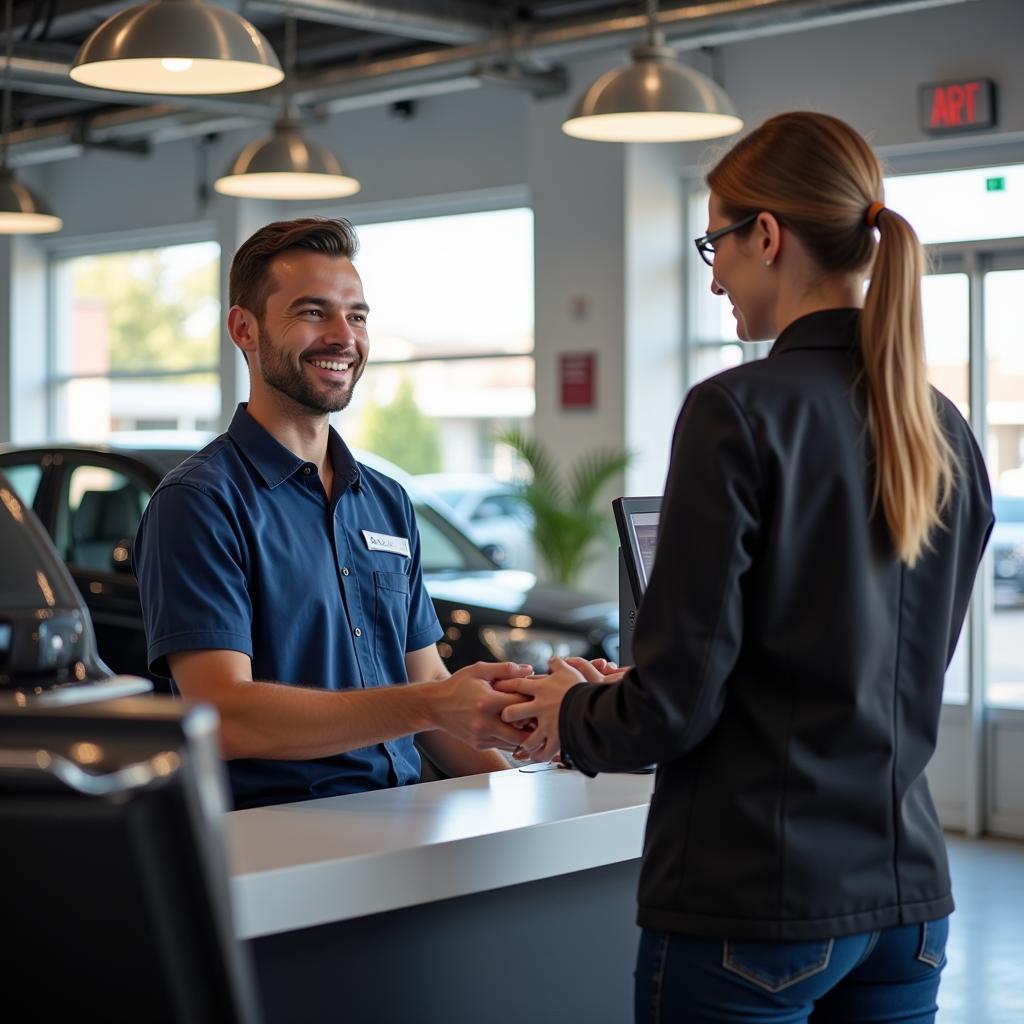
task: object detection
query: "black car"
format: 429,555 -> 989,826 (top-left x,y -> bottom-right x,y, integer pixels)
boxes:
0,468 -> 151,703
0,444 -> 619,694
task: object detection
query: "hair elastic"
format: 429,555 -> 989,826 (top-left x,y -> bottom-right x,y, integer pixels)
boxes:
866,201 -> 885,229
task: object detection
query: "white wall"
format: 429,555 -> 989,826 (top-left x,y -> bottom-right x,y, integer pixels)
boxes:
7,0 -> 1024,592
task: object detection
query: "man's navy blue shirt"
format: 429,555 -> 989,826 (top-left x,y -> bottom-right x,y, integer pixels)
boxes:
134,404 -> 442,810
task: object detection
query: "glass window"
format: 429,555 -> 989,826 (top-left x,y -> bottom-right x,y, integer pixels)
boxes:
57,465 -> 150,571
413,502 -> 493,574
50,241 -> 220,442
920,273 -> 970,703
884,165 -> 1024,245
922,274 -> 970,414
0,463 -> 44,509
985,270 -> 1024,709
337,209 -> 534,476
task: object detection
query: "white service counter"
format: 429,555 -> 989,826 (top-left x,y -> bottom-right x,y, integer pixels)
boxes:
226,767 -> 654,1023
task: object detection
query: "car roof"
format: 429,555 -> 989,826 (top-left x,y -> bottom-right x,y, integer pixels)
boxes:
0,439 -> 493,544
415,473 -> 521,493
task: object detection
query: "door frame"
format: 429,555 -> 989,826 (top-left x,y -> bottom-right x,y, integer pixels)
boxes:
927,239 -> 1024,838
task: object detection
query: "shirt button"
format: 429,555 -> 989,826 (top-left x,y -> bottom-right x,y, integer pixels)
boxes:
303,466 -> 312,475
342,567 -> 350,576
353,627 -> 362,638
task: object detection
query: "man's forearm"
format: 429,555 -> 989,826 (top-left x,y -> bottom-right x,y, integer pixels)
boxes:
170,650 -> 531,761
212,678 -> 441,760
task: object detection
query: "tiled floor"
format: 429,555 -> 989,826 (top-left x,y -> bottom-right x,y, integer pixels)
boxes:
940,835 -> 1024,1023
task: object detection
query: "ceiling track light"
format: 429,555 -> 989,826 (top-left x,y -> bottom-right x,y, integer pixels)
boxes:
215,18 -> 360,201
70,0 -> 283,95
0,0 -> 60,233
561,0 -> 743,143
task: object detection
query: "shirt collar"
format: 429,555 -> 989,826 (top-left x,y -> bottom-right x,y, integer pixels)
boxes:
227,404 -> 361,493
327,426 -> 362,496
769,308 -> 861,358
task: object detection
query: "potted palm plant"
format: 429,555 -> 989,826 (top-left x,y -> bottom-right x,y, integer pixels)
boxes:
495,428 -> 632,587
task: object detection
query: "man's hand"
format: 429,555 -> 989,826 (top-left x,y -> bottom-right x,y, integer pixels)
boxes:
492,656 -> 589,762
428,661 -> 534,752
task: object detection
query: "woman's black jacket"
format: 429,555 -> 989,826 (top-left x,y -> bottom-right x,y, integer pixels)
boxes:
559,308 -> 994,940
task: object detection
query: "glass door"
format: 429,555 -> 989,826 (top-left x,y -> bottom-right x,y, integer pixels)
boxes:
925,243 -> 1024,837
922,269 -> 970,704
982,265 -> 1024,710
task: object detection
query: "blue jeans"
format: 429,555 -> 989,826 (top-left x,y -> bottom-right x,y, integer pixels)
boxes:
635,918 -> 949,1023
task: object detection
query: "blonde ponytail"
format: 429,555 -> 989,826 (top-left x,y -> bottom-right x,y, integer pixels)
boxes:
861,209 -> 957,566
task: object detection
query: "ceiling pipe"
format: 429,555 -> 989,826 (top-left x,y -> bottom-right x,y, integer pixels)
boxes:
244,0 -> 499,44
4,0 -> 977,166
289,0 -> 975,108
5,0 -> 498,46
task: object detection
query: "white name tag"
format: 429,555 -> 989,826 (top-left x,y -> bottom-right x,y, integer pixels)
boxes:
362,530 -> 411,558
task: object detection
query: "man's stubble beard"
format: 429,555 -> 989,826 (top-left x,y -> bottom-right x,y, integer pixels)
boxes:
256,320 -> 365,415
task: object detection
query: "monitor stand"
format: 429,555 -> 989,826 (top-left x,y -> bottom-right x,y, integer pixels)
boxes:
617,548 -> 654,774
618,547 -> 638,668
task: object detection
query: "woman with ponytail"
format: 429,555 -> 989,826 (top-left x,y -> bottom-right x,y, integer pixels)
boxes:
499,112 -> 994,1022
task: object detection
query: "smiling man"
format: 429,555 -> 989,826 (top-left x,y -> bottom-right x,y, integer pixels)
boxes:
133,218 -> 532,810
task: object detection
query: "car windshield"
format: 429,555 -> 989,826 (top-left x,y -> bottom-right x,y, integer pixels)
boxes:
413,501 -> 496,573
0,478 -> 81,610
432,489 -> 466,508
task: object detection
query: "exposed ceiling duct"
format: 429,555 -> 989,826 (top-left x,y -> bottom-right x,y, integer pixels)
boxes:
2,0 -> 978,167
242,0 -> 501,44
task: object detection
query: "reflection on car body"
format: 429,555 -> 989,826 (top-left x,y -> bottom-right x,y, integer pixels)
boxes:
0,442 -> 618,694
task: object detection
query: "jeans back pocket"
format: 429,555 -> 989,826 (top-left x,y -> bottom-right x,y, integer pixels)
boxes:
722,938 -> 834,993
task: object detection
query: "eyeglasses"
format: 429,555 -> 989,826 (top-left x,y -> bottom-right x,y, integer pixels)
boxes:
693,212 -> 759,267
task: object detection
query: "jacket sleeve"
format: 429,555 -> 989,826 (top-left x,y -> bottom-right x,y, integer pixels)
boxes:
560,379 -> 762,774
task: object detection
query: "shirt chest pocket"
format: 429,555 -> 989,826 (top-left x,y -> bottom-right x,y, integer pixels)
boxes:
373,570 -> 411,649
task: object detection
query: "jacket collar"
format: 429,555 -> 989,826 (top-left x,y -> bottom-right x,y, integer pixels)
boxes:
769,308 -> 861,358
227,403 -> 361,493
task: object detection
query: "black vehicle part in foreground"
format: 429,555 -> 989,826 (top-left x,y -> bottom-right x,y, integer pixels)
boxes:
0,698 -> 262,1023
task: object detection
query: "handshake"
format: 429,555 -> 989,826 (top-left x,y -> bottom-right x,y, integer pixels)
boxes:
431,655 -> 628,766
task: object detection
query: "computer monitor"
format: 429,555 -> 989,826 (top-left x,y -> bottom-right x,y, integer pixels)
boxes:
612,497 -> 661,668
613,496 -> 661,607
0,697 -> 262,1023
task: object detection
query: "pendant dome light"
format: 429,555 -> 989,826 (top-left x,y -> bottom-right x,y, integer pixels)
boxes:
215,18 -> 359,200
0,0 -> 60,233
69,0 -> 283,95
562,0 -> 743,143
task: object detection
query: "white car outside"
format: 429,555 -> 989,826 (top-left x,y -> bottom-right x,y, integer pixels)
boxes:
415,473 -> 535,571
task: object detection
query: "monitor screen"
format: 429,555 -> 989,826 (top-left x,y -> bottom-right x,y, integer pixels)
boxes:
613,497 -> 661,606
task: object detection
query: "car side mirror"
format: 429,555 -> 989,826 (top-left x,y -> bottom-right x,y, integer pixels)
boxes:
110,537 -> 134,575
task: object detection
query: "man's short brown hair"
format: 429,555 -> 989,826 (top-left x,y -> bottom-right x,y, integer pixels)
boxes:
229,217 -> 359,318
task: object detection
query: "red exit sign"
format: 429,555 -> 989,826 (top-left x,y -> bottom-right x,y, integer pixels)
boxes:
920,79 -> 996,135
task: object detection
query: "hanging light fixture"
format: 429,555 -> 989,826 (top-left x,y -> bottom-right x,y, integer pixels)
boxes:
215,18 -> 359,200
562,0 -> 743,143
69,0 -> 283,95
0,0 -> 60,233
